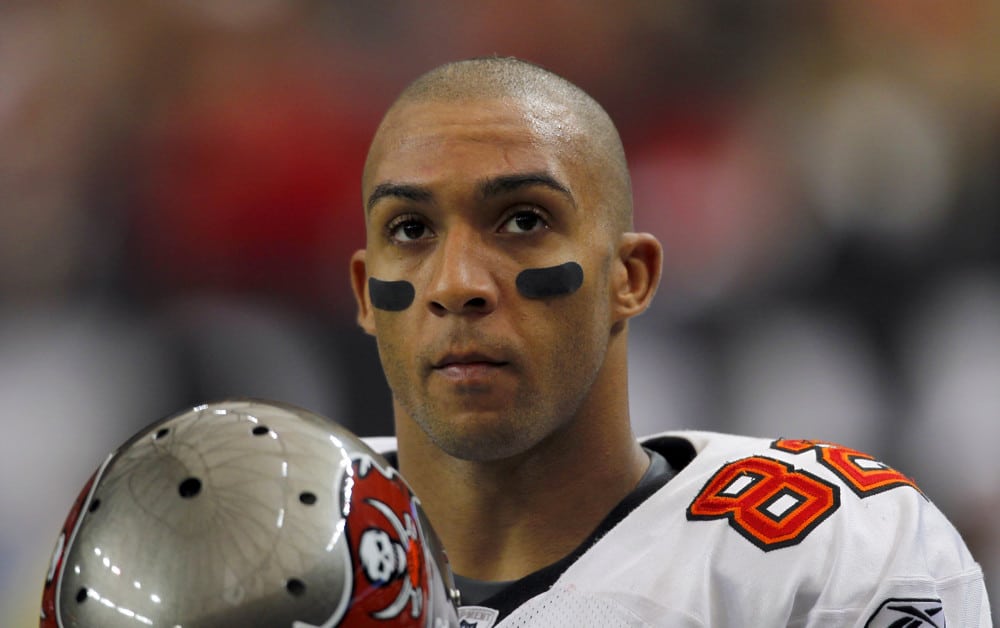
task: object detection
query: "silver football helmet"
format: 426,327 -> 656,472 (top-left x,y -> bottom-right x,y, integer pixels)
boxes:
41,399 -> 460,627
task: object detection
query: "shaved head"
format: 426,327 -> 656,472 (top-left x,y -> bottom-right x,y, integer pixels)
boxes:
365,57 -> 634,232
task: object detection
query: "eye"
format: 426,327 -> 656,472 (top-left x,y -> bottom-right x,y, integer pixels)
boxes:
386,214 -> 433,243
500,208 -> 548,234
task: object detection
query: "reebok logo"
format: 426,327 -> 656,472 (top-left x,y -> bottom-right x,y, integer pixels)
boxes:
865,597 -> 945,628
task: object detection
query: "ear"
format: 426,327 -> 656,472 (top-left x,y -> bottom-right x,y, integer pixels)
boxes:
349,249 -> 376,336
611,232 -> 662,322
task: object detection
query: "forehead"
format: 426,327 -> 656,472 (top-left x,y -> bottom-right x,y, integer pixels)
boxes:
365,97 -> 584,192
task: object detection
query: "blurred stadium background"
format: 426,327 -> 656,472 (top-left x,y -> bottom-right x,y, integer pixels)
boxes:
2,1 -> 997,623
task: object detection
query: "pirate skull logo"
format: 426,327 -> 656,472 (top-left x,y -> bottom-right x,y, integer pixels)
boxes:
341,454 -> 430,625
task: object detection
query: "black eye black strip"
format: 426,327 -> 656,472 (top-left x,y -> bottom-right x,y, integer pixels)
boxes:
369,278 -> 416,311
515,262 -> 583,299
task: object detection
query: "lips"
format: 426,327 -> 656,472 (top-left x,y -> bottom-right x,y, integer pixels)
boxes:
431,351 -> 509,381
432,352 -> 507,369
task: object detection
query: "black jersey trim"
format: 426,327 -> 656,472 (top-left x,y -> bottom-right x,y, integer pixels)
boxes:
642,434 -> 697,472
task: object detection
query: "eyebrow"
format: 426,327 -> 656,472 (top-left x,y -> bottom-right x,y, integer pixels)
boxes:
366,171 -> 575,213
478,172 -> 574,206
366,183 -> 433,213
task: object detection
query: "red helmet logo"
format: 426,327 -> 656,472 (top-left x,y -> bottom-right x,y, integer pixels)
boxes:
340,454 -> 431,626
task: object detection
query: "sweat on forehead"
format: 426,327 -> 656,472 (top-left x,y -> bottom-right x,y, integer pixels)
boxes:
364,57 -> 634,232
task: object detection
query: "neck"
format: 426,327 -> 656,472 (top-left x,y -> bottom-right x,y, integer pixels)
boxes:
395,346 -> 647,582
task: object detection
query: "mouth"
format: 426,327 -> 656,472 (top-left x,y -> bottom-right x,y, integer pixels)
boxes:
431,352 -> 509,380
433,352 -> 508,369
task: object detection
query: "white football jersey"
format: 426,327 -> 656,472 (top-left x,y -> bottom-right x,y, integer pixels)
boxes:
367,431 -> 991,627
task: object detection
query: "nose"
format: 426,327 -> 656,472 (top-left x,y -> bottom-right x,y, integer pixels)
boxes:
425,226 -> 498,316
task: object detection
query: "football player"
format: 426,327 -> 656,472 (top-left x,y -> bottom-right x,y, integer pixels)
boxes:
348,56 -> 991,626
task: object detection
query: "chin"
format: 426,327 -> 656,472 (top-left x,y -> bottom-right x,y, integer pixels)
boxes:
424,413 -> 543,463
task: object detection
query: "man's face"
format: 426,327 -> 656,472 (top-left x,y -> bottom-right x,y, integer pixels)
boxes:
354,97 -> 619,461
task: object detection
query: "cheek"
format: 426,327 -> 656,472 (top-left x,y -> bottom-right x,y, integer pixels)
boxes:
373,316 -> 412,378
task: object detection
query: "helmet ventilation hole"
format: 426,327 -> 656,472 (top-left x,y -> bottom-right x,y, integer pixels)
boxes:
286,578 -> 306,597
178,477 -> 202,498
76,587 -> 89,603
299,492 -> 317,505
252,425 -> 271,436
88,498 -> 101,513
153,428 -> 170,440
